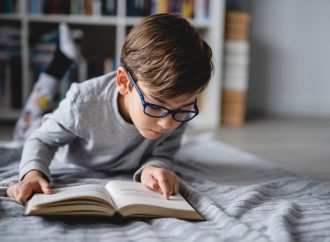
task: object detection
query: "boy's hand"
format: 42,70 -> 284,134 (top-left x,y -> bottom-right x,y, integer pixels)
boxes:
141,165 -> 179,200
6,170 -> 52,205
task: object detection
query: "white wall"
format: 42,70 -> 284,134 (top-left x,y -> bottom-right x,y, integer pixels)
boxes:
247,0 -> 330,117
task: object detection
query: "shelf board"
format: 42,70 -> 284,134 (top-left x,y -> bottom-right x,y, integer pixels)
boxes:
0,108 -> 21,120
0,14 -> 22,21
1,14 -> 211,29
124,16 -> 144,26
124,16 -> 210,28
28,14 -> 118,26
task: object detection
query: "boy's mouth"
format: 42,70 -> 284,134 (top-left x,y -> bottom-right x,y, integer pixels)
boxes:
148,129 -> 164,136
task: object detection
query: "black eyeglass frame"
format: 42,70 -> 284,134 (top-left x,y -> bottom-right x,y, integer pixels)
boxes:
123,65 -> 199,123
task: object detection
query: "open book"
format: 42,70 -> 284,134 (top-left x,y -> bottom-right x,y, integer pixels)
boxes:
25,180 -> 203,220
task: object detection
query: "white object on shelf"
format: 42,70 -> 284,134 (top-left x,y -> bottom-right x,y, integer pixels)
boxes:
224,40 -> 250,54
222,40 -> 250,93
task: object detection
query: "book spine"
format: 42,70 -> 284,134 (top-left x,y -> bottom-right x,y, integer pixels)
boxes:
92,0 -> 102,16
102,0 -> 116,16
85,0 -> 93,15
5,0 -> 14,13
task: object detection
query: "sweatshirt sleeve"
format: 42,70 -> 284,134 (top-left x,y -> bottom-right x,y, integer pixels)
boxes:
19,84 -> 81,181
133,124 -> 186,182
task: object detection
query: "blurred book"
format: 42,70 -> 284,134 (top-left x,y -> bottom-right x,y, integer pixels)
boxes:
0,0 -> 19,14
29,0 -> 116,16
0,25 -> 22,109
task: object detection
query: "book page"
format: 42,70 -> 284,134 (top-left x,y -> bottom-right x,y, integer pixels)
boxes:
27,184 -> 115,209
105,180 -> 196,212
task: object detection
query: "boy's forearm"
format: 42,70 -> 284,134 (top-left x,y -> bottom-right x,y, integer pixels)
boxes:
19,134 -> 54,181
19,129 -> 61,181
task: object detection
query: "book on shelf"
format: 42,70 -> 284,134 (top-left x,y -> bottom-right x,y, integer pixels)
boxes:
86,57 -> 116,79
127,0 -> 152,16
25,180 -> 204,220
27,0 -> 209,19
155,0 -> 210,20
101,0 -> 116,16
0,25 -> 22,109
29,0 -> 117,16
0,57 -> 22,109
194,0 -> 209,20
0,0 -> 19,14
69,56 -> 114,83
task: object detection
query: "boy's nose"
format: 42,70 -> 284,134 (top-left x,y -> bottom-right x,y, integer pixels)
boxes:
157,115 -> 176,130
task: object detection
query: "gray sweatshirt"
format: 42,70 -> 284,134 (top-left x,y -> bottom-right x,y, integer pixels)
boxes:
19,71 -> 186,182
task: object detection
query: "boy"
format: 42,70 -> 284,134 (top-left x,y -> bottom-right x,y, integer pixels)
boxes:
7,13 -> 213,204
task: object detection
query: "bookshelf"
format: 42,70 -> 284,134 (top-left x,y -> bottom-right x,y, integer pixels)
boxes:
0,0 -> 225,129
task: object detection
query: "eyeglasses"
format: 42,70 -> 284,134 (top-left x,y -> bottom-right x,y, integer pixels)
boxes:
123,66 -> 199,122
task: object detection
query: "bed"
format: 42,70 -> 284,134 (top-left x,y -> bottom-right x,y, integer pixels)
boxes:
0,134 -> 329,242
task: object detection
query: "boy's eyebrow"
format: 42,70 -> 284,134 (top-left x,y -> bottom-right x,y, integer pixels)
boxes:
176,101 -> 195,109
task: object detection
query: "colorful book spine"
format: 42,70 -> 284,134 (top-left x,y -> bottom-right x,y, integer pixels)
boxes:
26,0 -> 209,18
29,0 -> 116,16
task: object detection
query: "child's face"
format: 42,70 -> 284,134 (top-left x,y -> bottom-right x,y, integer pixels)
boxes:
116,67 -> 199,140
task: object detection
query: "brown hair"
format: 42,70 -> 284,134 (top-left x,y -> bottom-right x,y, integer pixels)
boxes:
121,13 -> 213,100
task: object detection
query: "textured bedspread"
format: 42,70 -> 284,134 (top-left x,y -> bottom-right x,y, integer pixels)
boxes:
0,134 -> 329,242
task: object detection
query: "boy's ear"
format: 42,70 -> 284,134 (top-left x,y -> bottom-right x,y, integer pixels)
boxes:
116,66 -> 130,95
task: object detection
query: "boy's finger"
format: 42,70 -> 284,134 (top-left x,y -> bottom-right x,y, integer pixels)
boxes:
147,179 -> 161,192
6,185 -> 14,198
38,180 -> 52,194
158,178 -> 170,200
142,174 -> 160,192
17,188 -> 31,205
174,180 -> 179,194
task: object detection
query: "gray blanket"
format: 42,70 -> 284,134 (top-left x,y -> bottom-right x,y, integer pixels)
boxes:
0,134 -> 329,242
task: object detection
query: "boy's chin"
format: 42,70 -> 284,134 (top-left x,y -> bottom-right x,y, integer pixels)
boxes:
139,129 -> 163,140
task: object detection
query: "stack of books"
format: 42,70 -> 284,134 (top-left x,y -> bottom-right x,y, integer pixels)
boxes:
0,0 -> 19,14
127,0 -> 209,19
28,0 -> 210,20
0,26 -> 22,109
221,10 -> 251,126
29,0 -> 117,16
